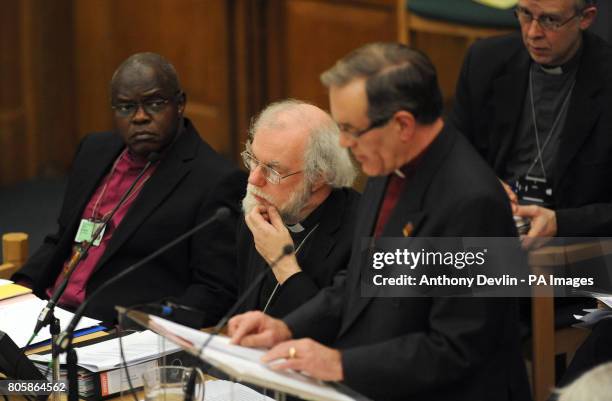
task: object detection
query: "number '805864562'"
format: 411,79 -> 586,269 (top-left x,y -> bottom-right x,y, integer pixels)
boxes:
0,380 -> 67,394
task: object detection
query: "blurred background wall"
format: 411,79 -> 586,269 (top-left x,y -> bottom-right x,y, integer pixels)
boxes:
2,0 -> 609,188
0,0 -> 609,254
0,0 -> 399,187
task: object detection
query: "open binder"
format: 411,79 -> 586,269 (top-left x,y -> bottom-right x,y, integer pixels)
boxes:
121,307 -> 367,401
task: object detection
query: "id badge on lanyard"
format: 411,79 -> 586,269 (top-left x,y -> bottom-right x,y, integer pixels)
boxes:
514,175 -> 554,207
74,219 -> 106,246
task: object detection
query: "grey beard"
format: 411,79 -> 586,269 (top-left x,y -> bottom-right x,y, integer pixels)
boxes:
242,183 -> 311,224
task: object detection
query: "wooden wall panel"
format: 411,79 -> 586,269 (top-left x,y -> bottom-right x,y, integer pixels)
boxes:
230,0 -> 396,151
0,0 -> 74,185
3,0 -> 402,186
73,0 -> 233,158
267,0 -> 397,108
232,0 -> 396,190
158,1 -> 233,155
411,33 -> 469,106
231,0 -> 269,160
73,0 -> 114,141
33,0 -> 76,175
0,1 -> 36,184
0,0 -> 28,186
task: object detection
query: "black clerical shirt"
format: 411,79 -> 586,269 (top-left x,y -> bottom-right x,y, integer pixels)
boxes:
504,47 -> 582,187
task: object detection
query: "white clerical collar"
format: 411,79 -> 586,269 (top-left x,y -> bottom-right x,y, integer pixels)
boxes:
286,223 -> 305,233
537,44 -> 582,76
539,64 -> 563,75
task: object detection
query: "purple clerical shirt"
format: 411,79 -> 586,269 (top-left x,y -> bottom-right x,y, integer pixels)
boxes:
47,149 -> 157,308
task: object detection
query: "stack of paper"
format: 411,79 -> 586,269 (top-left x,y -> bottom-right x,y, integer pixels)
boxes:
204,380 -> 275,401
0,293 -> 101,347
573,295 -> 612,329
28,331 -> 181,399
0,279 -> 32,300
596,295 -> 612,309
148,315 -> 356,401
28,330 -> 181,371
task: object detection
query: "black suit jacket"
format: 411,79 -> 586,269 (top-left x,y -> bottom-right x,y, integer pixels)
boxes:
13,119 -> 246,325
237,188 -> 360,318
450,32 -> 612,236
284,126 -> 531,401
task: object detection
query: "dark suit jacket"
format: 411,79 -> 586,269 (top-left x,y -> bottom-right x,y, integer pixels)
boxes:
237,188 -> 360,318
450,32 -> 612,236
13,119 -> 246,325
284,126 -> 531,401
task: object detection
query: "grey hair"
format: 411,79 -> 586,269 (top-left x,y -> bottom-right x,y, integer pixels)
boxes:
249,99 -> 357,188
320,42 -> 442,125
303,115 -> 357,188
556,362 -> 612,401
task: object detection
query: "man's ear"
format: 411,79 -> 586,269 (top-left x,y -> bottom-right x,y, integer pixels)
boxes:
310,175 -> 327,193
579,6 -> 597,30
394,111 -> 416,142
177,91 -> 187,115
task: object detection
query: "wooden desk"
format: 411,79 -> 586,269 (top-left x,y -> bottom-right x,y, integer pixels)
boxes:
529,240 -> 612,401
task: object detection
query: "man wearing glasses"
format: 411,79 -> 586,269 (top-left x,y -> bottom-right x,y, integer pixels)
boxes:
13,53 -> 246,325
236,99 -> 359,318
228,44 -> 531,401
450,0 -> 611,249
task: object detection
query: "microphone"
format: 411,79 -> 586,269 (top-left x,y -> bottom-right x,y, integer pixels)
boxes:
203,244 -> 295,342
185,244 -> 294,401
53,206 -> 232,356
146,151 -> 161,163
29,153 -> 160,345
128,300 -> 209,326
212,244 -> 294,333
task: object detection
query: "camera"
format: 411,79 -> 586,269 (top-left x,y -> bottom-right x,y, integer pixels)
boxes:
514,216 -> 531,235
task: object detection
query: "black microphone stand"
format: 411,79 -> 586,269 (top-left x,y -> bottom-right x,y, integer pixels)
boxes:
28,154 -> 159,347
196,244 -> 295,358
112,244 -> 293,401
49,317 -> 61,401
28,153 -> 158,401
183,244 -> 294,401
216,244 -> 294,335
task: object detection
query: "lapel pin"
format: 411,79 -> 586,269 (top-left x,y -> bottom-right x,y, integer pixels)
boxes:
402,222 -> 414,237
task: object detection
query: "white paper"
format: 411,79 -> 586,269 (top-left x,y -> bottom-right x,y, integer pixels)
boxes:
596,296 -> 612,309
573,309 -> 612,329
204,380 -> 275,401
0,279 -> 13,286
0,294 -> 101,348
148,315 -> 355,401
149,315 -> 264,363
28,330 -> 180,372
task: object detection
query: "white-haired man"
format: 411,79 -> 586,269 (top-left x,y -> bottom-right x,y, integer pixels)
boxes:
228,45 -> 530,401
237,99 -> 359,318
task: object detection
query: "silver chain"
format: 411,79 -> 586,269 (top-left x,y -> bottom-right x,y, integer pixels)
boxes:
526,67 -> 576,179
262,223 -> 321,313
